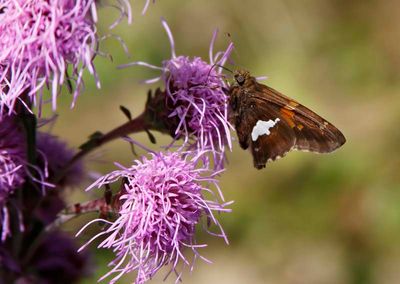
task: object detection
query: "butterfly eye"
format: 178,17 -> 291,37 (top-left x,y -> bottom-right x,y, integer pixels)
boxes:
236,75 -> 245,85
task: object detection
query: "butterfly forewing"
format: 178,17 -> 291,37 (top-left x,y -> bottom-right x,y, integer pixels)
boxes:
254,86 -> 346,152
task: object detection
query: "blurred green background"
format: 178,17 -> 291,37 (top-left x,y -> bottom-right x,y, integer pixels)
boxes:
48,0 -> 400,283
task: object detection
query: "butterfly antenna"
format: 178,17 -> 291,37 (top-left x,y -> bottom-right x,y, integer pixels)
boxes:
205,63 -> 234,85
215,64 -> 234,73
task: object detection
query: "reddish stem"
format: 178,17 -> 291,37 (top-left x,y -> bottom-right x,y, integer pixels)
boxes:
53,112 -> 149,183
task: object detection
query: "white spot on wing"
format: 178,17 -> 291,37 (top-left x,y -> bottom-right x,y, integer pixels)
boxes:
251,118 -> 280,141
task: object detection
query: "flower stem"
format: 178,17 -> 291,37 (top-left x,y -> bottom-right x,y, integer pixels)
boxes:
52,112 -> 150,184
48,197 -> 113,230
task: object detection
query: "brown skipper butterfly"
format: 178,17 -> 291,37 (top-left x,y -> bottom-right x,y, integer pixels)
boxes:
226,70 -> 346,169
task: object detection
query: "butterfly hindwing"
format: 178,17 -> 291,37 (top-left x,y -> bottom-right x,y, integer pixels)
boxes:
230,93 -> 297,169
250,115 -> 295,169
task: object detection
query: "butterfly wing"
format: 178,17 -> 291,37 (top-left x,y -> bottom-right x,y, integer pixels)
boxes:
255,84 -> 346,153
231,92 -> 298,169
229,78 -> 345,169
248,104 -> 298,169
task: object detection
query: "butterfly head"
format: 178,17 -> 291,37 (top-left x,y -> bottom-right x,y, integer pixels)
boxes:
233,69 -> 257,88
233,70 -> 249,85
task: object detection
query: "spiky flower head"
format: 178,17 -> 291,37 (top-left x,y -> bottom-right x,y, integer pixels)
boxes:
0,0 -> 99,115
36,132 -> 84,189
123,20 -> 234,169
9,231 -> 91,284
0,115 -> 26,240
77,151 -> 231,284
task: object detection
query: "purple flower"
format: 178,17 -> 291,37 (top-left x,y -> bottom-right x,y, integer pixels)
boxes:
1,231 -> 90,283
0,0 -> 129,115
0,115 -> 26,240
0,116 -> 26,195
122,20 -> 234,169
23,231 -> 91,284
36,132 -> 84,189
77,151 -> 232,284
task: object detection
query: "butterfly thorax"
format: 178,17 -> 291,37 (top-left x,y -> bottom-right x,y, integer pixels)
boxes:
228,70 -> 260,116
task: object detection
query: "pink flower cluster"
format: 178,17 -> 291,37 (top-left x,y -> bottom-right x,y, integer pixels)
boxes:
78,151 -> 231,283
0,0 -> 99,115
